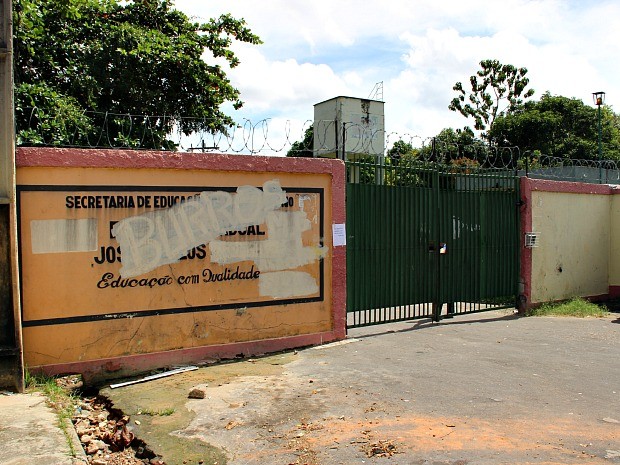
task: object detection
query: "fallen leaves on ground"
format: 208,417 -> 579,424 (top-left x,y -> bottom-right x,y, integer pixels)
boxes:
224,420 -> 242,430
362,439 -> 398,458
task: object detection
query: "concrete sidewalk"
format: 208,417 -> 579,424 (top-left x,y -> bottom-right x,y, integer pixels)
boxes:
0,392 -> 85,465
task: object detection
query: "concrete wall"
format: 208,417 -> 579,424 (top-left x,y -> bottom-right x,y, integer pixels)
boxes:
520,178 -> 616,307
16,148 -> 346,382
609,194 -> 620,294
530,190 -> 609,302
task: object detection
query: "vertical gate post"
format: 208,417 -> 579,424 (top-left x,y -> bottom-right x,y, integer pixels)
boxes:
0,0 -> 23,392
432,163 -> 442,322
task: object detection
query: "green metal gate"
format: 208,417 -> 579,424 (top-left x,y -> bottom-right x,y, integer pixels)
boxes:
346,158 -> 520,328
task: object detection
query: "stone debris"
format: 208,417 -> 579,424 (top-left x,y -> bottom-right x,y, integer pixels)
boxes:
73,396 -> 166,465
188,386 -> 208,399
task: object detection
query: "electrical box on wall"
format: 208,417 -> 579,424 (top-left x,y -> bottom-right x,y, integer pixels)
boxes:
525,232 -> 539,248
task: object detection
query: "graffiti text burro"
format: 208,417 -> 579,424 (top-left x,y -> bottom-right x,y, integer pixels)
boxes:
112,181 -> 287,278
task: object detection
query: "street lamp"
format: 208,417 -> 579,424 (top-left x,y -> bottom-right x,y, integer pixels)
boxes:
592,91 -> 605,183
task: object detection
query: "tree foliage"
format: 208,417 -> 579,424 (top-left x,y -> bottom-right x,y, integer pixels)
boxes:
489,93 -> 620,160
383,140 -> 419,186
449,59 -> 535,134
286,125 -> 314,157
14,0 -> 261,149
386,140 -> 417,164
419,127 -> 479,160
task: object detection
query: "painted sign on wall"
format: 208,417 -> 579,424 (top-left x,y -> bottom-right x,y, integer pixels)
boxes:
19,182 -> 326,328
16,148 -> 345,380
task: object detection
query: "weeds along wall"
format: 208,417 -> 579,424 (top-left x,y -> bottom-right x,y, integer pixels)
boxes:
520,177 -> 619,307
16,148 -> 346,382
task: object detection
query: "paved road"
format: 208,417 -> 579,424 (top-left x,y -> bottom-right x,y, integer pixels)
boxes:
104,310 -> 620,465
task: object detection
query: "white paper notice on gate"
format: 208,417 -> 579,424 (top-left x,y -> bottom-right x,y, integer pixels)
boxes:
332,223 -> 346,246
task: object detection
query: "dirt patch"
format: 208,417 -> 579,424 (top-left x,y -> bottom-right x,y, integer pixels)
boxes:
100,352 -> 298,465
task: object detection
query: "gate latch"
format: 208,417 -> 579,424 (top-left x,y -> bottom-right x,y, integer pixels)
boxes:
428,242 -> 447,253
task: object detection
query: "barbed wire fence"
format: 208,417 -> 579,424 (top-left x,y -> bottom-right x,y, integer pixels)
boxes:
15,108 -> 620,184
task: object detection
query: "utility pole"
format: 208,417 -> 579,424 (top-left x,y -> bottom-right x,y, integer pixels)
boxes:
0,0 -> 23,392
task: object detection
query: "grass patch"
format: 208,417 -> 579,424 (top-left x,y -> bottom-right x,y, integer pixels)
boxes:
137,407 -> 175,416
527,297 -> 609,318
25,370 -> 81,457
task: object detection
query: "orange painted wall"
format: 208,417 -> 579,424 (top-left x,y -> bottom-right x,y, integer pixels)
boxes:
17,148 -> 346,381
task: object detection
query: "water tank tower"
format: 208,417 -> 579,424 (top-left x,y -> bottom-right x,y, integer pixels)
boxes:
313,96 -> 385,160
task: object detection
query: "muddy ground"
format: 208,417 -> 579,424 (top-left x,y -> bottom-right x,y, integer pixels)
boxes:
100,310 -> 620,465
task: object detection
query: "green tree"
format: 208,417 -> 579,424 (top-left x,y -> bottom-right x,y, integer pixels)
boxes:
14,0 -> 261,149
385,140 -> 422,186
286,125 -> 314,157
386,140 -> 416,164
419,127 -> 482,161
489,93 -> 620,160
449,59 -> 535,134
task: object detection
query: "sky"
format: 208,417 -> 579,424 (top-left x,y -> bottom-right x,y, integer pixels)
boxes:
173,0 -> 620,154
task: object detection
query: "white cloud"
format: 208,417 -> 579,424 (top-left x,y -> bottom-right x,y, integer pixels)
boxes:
230,49 -> 338,110
174,0 -> 620,147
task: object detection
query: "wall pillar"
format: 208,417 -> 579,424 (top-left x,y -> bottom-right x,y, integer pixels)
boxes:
0,0 -> 23,392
